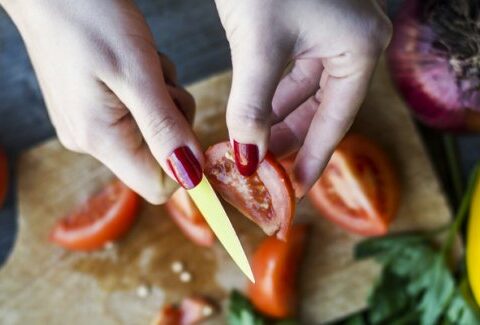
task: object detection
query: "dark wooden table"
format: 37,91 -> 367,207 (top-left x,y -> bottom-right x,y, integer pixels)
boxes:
1,0 -> 480,265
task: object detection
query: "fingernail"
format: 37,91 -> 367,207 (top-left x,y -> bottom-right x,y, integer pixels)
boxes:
233,140 -> 259,177
167,146 -> 202,189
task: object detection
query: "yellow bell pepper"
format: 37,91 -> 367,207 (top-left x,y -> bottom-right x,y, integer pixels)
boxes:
467,174 -> 480,306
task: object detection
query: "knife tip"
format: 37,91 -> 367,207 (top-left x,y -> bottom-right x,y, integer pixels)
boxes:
246,269 -> 255,284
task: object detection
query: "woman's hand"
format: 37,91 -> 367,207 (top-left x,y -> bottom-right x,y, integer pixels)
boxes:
3,0 -> 204,203
215,0 -> 391,197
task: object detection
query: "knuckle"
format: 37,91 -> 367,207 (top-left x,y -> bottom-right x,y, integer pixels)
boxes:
75,125 -> 102,154
288,66 -> 318,87
146,114 -> 179,144
227,104 -> 271,131
348,15 -> 392,59
104,41 -> 158,84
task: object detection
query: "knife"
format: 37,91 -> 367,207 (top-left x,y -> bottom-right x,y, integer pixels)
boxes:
188,174 -> 255,283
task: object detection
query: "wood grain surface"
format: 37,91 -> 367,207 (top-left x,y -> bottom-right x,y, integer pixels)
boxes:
0,58 -> 452,324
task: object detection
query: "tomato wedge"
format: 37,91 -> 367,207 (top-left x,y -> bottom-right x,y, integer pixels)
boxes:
308,134 -> 400,236
179,296 -> 216,325
165,188 -> 215,247
248,224 -> 308,318
152,296 -> 216,325
0,148 -> 7,207
50,180 -> 140,251
204,142 -> 295,240
152,304 -> 181,325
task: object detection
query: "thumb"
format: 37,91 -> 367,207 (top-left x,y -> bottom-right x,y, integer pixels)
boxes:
227,46 -> 286,176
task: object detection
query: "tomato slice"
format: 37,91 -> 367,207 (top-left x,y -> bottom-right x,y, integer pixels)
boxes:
308,134 -> 400,236
50,180 -> 140,251
179,296 -> 216,325
204,142 -> 295,240
165,188 -> 215,247
248,224 -> 308,318
0,148 -> 7,207
151,304 -> 181,325
152,296 -> 216,325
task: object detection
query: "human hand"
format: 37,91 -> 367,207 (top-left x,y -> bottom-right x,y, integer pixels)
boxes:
3,0 -> 203,203
215,0 -> 391,197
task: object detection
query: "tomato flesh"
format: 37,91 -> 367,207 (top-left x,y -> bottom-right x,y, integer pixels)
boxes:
50,180 -> 140,250
152,304 -> 181,325
180,296 -> 216,325
152,296 -> 216,325
308,134 -> 400,236
248,224 -> 308,318
207,152 -> 274,223
205,142 -> 295,240
165,188 -> 215,247
0,148 -> 7,207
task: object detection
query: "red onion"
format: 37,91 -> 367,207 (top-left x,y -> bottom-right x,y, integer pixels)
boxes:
387,0 -> 480,131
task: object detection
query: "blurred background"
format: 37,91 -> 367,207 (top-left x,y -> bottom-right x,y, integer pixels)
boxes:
1,0 -> 480,266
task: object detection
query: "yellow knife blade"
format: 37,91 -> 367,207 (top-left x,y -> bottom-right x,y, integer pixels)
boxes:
188,174 -> 255,283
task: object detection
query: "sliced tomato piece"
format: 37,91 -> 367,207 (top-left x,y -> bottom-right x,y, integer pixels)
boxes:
308,134 -> 400,236
0,148 -> 7,207
248,224 -> 308,318
152,296 -> 216,325
151,304 -> 181,325
179,296 -> 216,325
50,180 -> 140,251
165,188 -> 215,247
204,142 -> 295,240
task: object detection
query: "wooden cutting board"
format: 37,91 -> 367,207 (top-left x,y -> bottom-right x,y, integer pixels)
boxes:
0,58 -> 452,324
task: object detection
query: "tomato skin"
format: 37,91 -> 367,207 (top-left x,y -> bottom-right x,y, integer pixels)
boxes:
179,296 -> 216,325
205,142 -> 295,240
0,148 -> 7,207
151,304 -> 181,325
152,296 -> 216,325
165,188 -> 215,247
50,180 -> 140,251
308,134 -> 400,236
248,224 -> 308,318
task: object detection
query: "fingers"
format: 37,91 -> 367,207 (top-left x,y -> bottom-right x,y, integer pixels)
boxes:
227,46 -> 287,176
157,51 -> 177,86
292,63 -> 375,198
271,59 -> 323,124
91,116 -> 179,204
103,50 -> 203,190
269,95 -> 319,158
167,85 -> 196,125
158,51 -> 196,124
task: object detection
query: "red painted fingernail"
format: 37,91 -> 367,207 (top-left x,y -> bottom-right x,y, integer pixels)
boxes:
167,146 -> 202,189
233,140 -> 259,177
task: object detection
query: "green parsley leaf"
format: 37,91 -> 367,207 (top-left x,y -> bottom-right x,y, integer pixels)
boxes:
415,256 -> 455,325
446,279 -> 480,325
227,290 -> 299,325
228,290 -> 265,325
353,230 -> 479,325
340,314 -> 367,325
367,268 -> 413,324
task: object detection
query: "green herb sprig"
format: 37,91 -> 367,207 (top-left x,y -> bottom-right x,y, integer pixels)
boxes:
228,290 -> 298,325
342,166 -> 480,325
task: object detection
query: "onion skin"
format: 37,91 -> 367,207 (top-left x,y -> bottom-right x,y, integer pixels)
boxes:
387,0 -> 480,132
